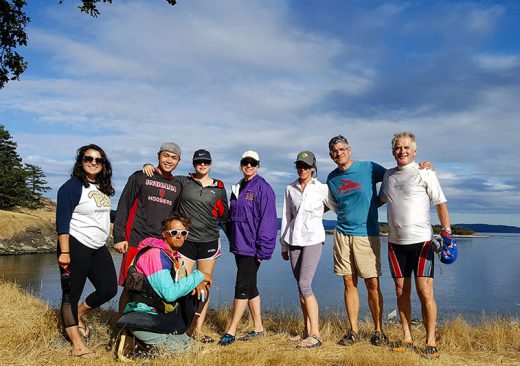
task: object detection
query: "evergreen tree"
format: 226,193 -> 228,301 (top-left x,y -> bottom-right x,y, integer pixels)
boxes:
24,163 -> 50,208
0,124 -> 30,209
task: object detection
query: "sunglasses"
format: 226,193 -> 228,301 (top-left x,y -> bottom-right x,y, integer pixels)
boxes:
296,163 -> 312,170
82,156 -> 105,165
195,160 -> 212,165
166,229 -> 189,238
240,158 -> 259,167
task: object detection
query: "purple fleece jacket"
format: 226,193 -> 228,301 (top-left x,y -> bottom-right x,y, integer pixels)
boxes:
228,174 -> 277,260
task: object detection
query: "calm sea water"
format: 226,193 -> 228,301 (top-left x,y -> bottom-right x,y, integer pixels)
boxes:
1,233 -> 519,321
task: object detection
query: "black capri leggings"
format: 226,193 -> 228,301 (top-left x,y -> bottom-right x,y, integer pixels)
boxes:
234,254 -> 261,300
58,235 -> 117,329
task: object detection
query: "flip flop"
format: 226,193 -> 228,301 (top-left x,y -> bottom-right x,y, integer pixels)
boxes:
78,324 -> 93,340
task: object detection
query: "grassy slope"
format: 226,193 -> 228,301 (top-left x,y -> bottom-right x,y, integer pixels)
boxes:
0,281 -> 518,366
0,200 -> 55,240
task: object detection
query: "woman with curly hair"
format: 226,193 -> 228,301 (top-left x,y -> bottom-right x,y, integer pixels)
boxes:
56,144 -> 117,358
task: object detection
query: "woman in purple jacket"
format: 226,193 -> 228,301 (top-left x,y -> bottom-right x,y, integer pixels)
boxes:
218,150 -> 278,346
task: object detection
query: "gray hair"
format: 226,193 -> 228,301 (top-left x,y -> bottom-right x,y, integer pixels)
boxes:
328,135 -> 349,151
391,131 -> 417,150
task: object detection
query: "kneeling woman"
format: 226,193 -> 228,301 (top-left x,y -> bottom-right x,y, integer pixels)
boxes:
117,213 -> 212,353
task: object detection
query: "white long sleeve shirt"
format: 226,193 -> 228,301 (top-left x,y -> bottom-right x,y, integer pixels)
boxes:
379,161 -> 447,244
280,178 -> 336,252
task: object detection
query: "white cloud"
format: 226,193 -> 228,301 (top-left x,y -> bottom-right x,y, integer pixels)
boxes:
474,54 -> 520,71
2,0 -> 520,225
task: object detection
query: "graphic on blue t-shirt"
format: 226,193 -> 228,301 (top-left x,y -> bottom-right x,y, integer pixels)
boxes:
336,179 -> 362,195
327,161 -> 386,236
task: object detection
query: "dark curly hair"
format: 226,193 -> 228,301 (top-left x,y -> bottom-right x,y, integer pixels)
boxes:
161,212 -> 192,231
71,144 -> 115,196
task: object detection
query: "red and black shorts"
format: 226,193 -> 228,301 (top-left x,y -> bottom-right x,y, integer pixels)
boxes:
388,241 -> 435,278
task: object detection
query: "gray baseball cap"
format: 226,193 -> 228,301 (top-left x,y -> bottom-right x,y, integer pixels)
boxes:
295,151 -> 316,166
159,142 -> 181,157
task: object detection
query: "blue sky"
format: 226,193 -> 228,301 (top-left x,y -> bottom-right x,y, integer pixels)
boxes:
1,0 -> 519,226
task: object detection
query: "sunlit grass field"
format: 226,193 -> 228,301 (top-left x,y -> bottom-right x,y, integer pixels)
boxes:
1,280 -> 518,365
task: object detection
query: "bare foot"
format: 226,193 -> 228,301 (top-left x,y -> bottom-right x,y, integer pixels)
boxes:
72,346 -> 98,358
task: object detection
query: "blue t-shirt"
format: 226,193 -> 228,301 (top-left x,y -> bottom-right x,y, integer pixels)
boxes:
327,161 -> 386,236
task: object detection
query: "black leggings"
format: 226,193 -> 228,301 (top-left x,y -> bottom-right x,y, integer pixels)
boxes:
234,255 -> 261,300
58,235 -> 117,329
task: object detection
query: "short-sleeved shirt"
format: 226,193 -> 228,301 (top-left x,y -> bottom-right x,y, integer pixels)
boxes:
327,161 -> 386,237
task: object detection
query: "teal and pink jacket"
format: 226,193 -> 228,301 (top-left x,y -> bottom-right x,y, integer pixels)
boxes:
125,237 -> 204,314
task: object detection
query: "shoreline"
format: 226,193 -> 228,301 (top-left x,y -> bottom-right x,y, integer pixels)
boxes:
324,229 -> 491,238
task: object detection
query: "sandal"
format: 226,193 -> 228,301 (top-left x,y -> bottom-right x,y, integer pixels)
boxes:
199,335 -> 215,343
422,344 -> 440,359
391,339 -> 415,352
239,330 -> 265,341
296,335 -> 322,349
218,333 -> 236,346
289,331 -> 309,343
338,331 -> 360,346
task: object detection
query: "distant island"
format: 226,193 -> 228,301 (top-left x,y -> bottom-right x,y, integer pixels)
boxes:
319,220 -> 520,235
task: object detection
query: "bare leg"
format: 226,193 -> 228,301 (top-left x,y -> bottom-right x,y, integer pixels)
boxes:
302,294 -> 320,338
415,277 -> 437,345
365,277 -> 383,332
343,275 -> 360,333
65,326 -> 95,357
247,295 -> 264,332
394,277 -> 413,341
225,298 -> 248,336
192,259 -> 216,335
299,295 -> 310,335
118,288 -> 129,316
77,301 -> 92,336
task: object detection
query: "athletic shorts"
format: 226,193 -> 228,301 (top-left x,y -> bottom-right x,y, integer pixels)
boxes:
177,239 -> 221,262
333,231 -> 381,278
118,245 -> 139,286
388,241 -> 435,278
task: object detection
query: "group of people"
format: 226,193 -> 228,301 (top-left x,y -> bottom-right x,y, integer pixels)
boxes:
56,132 -> 455,359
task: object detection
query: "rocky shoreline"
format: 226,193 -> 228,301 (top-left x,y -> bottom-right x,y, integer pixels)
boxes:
0,229 -> 57,255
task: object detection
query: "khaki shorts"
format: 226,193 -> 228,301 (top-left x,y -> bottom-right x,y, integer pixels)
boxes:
333,231 -> 381,278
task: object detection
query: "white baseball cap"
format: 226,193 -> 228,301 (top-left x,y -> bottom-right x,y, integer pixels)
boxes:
241,150 -> 260,162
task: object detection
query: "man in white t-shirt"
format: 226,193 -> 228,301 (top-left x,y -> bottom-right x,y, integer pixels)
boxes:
379,131 -> 452,359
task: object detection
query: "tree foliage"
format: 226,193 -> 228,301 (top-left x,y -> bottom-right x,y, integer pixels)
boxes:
0,124 -> 49,209
0,0 -> 30,89
24,163 -> 50,208
0,0 -> 177,89
64,0 -> 177,17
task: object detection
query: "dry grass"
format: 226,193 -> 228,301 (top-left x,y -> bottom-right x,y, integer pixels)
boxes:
0,200 -> 55,240
0,280 -> 519,366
